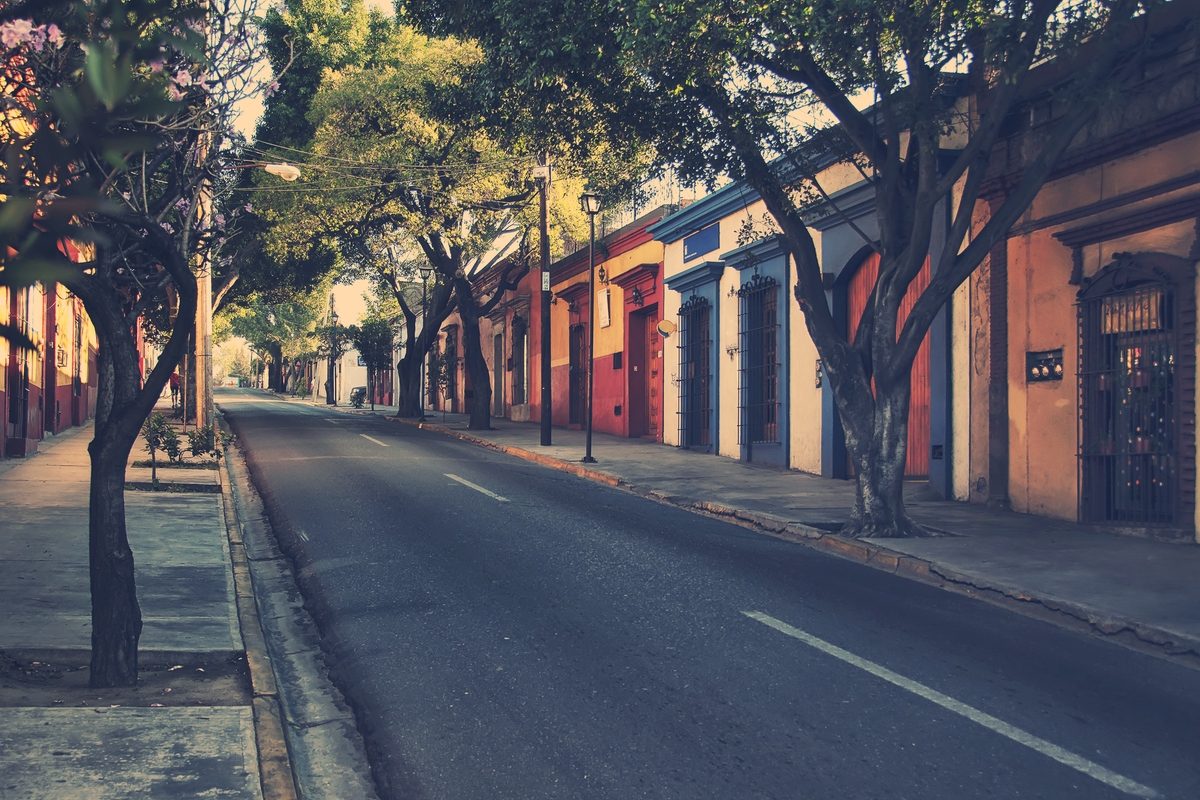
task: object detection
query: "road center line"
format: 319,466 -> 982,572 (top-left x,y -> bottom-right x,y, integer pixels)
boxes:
359,434 -> 390,447
742,610 -> 1157,799
444,473 -> 509,503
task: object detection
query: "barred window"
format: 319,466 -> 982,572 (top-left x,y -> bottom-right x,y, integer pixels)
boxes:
738,273 -> 780,445
677,295 -> 712,448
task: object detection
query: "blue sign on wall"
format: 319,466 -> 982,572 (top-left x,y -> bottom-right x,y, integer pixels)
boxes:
683,224 -> 720,263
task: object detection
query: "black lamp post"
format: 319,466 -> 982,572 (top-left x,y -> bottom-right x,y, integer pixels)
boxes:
419,264 -> 434,418
580,191 -> 601,463
325,294 -> 338,405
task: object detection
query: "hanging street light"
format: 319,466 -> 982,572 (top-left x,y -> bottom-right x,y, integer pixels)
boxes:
261,162 -> 302,181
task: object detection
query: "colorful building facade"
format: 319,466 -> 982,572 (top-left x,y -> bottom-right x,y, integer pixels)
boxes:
652,170 -> 964,495
968,18 -> 1200,540
433,207 -> 673,441
548,207 -> 672,439
2,282 -> 98,458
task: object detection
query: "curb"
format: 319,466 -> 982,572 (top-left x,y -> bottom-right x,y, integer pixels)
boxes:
389,416 -> 1200,667
217,444 -> 299,800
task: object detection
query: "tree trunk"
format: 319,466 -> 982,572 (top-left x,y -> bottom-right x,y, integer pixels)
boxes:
86,330 -> 148,688
325,355 -> 336,405
839,377 -> 925,538
394,352 -> 424,418
88,434 -> 142,686
265,343 -> 283,392
184,339 -> 197,423
456,283 -> 492,430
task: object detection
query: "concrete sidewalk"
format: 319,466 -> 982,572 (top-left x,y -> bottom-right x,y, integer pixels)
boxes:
0,418 -> 272,799
324,398 -> 1200,664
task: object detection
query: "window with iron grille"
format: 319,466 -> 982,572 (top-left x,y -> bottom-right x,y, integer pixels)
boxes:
677,295 -> 712,448
1078,254 -> 1195,529
73,313 -> 83,397
738,273 -> 780,445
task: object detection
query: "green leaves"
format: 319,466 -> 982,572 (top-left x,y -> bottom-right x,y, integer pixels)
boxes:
84,39 -> 133,111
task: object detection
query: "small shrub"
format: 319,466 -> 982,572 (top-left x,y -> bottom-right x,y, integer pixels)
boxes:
141,413 -> 174,483
187,423 -> 224,461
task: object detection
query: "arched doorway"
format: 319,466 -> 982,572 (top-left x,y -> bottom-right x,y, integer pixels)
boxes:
1077,252 -> 1195,529
845,252 -> 932,478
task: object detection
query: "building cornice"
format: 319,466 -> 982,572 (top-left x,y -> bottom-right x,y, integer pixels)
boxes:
721,234 -> 789,270
664,260 -> 725,293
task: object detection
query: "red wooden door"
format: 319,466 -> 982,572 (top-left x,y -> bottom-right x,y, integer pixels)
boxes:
846,253 -> 931,478
645,312 -> 662,438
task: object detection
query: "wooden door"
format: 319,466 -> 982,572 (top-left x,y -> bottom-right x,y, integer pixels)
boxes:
569,324 -> 586,425
645,312 -> 662,438
492,333 -> 504,416
846,253 -> 931,478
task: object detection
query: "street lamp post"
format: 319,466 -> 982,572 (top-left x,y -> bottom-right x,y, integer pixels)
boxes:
580,191 -> 601,464
325,294 -> 338,405
419,264 -> 434,419
538,153 -> 552,446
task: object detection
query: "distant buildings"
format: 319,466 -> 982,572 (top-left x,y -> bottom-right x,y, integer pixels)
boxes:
2,280 -> 100,457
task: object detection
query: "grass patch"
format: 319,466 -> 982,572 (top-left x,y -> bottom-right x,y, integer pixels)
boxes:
125,481 -> 221,494
130,459 -> 218,470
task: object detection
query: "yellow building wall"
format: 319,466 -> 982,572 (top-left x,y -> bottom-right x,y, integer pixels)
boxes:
549,238 -> 665,369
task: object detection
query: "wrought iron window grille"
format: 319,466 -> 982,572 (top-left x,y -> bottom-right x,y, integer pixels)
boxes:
677,293 -> 713,449
738,273 -> 781,446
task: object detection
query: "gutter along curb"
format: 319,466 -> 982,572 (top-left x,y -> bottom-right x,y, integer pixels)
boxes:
216,439 -> 299,800
390,416 -> 1200,669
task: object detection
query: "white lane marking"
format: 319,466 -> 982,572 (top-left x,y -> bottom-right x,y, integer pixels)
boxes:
324,418 -> 342,424
296,529 -> 310,542
743,611 -> 1158,799
359,434 -> 390,447
444,473 -> 509,503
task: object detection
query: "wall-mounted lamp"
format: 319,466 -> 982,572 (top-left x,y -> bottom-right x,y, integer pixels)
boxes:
631,287 -> 644,307
597,266 -> 609,285
726,344 -> 739,360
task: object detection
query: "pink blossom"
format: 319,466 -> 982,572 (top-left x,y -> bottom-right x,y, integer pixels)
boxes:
45,24 -> 64,48
168,84 -> 185,102
243,203 -> 253,213
26,26 -> 45,52
173,69 -> 193,87
265,80 -> 280,97
0,20 -> 33,49
148,59 -> 165,74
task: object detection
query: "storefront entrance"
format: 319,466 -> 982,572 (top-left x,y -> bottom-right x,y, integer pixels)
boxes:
1078,253 -> 1195,529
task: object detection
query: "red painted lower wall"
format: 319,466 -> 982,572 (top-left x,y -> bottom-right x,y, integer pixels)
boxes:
550,359 -> 634,438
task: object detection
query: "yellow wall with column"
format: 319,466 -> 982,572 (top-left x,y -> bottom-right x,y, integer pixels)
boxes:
549,238 -> 665,368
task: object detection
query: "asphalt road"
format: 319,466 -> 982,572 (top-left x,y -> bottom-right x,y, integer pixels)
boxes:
218,389 -> 1200,800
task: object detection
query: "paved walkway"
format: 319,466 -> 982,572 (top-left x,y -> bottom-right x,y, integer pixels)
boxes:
0,419 -> 262,799
316,397 -> 1200,661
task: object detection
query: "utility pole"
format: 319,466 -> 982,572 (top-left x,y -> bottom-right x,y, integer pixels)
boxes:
538,152 -> 552,446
